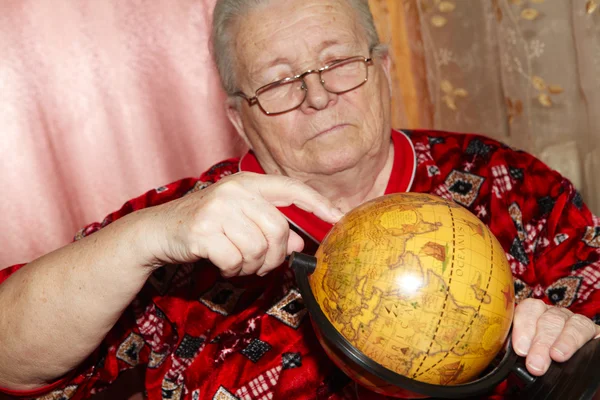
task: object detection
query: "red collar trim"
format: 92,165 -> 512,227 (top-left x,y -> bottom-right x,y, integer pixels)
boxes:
385,129 -> 416,194
238,129 -> 416,243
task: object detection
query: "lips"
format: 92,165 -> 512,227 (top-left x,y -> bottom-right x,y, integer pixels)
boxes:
316,123 -> 350,137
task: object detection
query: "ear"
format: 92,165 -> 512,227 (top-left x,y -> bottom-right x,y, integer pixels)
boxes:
379,51 -> 393,94
226,97 -> 252,149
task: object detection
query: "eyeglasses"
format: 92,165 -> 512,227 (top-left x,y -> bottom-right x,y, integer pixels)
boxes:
234,56 -> 373,116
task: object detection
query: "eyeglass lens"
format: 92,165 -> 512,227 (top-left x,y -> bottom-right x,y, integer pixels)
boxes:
256,59 -> 368,115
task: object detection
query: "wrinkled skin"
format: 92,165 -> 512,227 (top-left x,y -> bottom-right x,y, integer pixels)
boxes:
226,0 -> 395,213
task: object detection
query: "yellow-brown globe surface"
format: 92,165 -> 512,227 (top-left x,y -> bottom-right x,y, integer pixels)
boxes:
310,193 -> 515,394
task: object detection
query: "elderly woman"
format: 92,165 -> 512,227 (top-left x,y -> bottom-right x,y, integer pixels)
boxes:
1,0 -> 599,398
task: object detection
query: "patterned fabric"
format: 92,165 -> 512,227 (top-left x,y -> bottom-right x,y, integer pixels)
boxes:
2,130 -> 600,400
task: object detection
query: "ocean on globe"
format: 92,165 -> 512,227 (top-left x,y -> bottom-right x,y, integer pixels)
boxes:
309,193 -> 515,397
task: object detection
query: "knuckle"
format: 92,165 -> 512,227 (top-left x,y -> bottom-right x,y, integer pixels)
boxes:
220,266 -> 234,277
531,334 -> 554,349
561,327 -> 584,349
261,262 -> 279,274
269,221 -> 289,241
281,175 -> 299,186
539,312 -> 567,330
262,253 -> 285,271
233,171 -> 252,182
245,242 -> 268,261
262,247 -> 287,270
237,171 -> 258,179
545,306 -> 571,320
187,241 -> 203,256
233,171 -> 262,186
283,177 -> 311,194
521,298 -> 548,312
555,306 -> 573,316
234,172 -> 249,179
194,200 -> 220,221
192,219 -> 215,236
218,178 -> 245,195
569,314 -> 596,336
514,299 -> 546,327
227,250 -> 243,267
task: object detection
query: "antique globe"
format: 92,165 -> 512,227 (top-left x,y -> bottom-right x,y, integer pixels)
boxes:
291,193 -> 516,398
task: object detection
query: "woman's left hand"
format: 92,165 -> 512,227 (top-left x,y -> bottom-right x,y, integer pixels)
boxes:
512,298 -> 600,376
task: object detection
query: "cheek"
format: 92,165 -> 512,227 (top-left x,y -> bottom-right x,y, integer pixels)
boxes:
267,116 -> 303,142
359,82 -> 389,129
345,72 -> 389,118
247,113 -> 305,151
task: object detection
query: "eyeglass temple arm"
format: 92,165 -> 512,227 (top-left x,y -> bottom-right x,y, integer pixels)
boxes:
233,91 -> 258,106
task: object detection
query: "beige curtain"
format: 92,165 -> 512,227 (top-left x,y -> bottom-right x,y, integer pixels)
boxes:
370,0 -> 600,214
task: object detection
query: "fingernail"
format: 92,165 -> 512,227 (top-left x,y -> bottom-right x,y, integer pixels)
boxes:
332,208 -> 344,219
514,336 -> 531,355
526,355 -> 548,373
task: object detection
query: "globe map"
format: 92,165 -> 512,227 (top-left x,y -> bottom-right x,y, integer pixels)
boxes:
309,193 -> 515,394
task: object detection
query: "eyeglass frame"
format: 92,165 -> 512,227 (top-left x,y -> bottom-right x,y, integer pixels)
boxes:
233,55 -> 373,116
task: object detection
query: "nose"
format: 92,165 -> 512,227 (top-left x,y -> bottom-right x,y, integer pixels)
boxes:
300,72 -> 337,113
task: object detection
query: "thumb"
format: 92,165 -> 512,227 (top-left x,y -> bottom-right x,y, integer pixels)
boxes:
287,229 -> 305,255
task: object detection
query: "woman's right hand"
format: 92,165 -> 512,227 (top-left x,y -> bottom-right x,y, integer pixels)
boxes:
140,172 -> 343,277
2,174 -> 342,391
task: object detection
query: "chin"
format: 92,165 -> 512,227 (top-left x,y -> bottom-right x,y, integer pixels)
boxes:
309,147 -> 364,175
301,128 -> 372,174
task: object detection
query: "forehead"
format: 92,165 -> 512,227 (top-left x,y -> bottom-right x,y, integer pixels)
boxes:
234,0 -> 366,73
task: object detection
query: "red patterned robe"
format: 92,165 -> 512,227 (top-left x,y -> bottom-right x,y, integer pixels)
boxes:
2,130 -> 599,400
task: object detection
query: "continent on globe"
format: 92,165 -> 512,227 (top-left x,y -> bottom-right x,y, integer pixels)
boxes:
420,242 -> 446,263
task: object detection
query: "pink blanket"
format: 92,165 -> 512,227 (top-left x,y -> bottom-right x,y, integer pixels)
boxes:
0,0 -> 243,267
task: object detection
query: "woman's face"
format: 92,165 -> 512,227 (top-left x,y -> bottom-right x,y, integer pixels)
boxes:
227,0 -> 393,180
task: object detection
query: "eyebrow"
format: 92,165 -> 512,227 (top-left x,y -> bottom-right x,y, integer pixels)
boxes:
316,39 -> 344,55
258,40 -> 345,71
261,56 -> 293,71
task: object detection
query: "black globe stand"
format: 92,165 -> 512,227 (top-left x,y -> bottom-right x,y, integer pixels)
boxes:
289,252 -> 600,400
512,337 -> 600,400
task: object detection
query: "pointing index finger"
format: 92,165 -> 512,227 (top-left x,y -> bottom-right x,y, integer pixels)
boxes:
248,174 -> 344,223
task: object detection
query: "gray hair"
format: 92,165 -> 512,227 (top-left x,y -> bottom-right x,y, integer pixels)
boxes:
211,0 -> 385,96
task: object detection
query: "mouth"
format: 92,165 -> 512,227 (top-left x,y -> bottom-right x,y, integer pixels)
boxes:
316,124 -> 350,137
